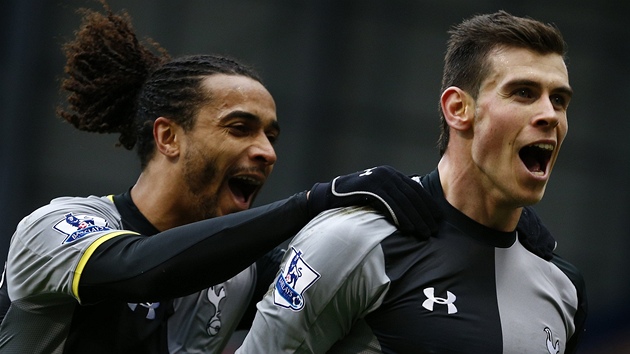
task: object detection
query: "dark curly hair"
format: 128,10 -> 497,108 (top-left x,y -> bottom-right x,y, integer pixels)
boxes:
57,0 -> 262,169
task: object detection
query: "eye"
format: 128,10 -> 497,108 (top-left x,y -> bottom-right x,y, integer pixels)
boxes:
550,94 -> 569,110
515,88 -> 534,99
266,132 -> 279,144
228,123 -> 253,136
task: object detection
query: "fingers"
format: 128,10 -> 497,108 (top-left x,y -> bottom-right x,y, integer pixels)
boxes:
310,165 -> 441,238
387,180 -> 435,237
370,166 -> 440,238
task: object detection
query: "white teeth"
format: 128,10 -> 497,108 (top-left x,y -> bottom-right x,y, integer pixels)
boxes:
532,143 -> 554,151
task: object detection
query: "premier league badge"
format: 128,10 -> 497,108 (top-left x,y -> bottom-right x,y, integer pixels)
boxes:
54,212 -> 111,244
273,247 -> 320,311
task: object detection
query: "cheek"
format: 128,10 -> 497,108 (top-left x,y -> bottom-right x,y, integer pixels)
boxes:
203,139 -> 240,166
558,118 -> 569,143
472,136 -> 502,171
471,111 -> 516,167
472,115 -> 503,152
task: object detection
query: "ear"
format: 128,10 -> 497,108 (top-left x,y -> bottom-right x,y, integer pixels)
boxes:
153,117 -> 181,158
440,86 -> 475,132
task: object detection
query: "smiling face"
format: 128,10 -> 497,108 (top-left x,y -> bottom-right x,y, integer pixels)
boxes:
470,46 -> 571,208
179,74 -> 278,219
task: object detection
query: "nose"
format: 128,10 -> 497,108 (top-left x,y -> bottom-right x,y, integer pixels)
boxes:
534,115 -> 559,129
533,99 -> 561,129
251,133 -> 277,166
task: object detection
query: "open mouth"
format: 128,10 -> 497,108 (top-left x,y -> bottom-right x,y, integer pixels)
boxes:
519,143 -> 554,176
228,176 -> 262,205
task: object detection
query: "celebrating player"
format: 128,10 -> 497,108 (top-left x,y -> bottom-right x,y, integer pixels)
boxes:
0,2 -> 440,353
238,11 -> 587,354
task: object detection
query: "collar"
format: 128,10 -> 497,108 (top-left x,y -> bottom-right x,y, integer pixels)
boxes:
112,189 -> 160,236
420,169 -> 516,248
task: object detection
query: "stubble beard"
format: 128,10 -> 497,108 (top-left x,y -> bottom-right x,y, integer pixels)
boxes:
182,147 -> 221,221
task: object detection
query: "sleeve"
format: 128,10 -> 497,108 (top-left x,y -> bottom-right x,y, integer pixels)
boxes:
78,193 -> 312,303
6,196 -> 130,303
551,254 -> 588,354
7,193 -> 312,305
237,207 -> 395,354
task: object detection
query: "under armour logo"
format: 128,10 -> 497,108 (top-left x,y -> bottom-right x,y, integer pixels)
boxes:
422,287 -> 457,314
359,167 -> 377,177
127,302 -> 160,320
544,327 -> 560,354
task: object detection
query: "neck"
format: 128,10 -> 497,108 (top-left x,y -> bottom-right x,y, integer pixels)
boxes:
437,155 -> 521,232
130,163 -> 189,232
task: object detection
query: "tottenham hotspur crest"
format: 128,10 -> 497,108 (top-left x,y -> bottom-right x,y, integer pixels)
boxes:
273,247 -> 320,311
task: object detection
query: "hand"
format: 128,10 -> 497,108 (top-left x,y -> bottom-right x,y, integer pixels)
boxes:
307,165 -> 441,238
516,206 -> 556,260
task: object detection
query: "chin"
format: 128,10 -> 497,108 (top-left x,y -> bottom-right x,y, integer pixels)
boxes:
518,180 -> 548,203
519,191 -> 546,207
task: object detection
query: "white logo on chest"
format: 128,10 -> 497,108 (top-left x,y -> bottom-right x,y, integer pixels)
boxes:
206,286 -> 227,336
127,302 -> 160,319
422,287 -> 458,314
544,327 -> 560,354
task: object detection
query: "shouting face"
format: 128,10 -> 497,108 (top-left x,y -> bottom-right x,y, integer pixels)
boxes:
179,74 -> 279,219
470,46 -> 571,208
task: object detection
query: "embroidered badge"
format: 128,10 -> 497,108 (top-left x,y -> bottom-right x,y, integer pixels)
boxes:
273,247 -> 320,311
54,212 -> 111,244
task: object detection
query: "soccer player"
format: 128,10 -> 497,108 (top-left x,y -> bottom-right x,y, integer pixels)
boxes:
237,11 -> 587,354
0,3 -> 441,353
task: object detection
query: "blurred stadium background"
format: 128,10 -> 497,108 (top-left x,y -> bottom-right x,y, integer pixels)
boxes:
2,1 -> 628,352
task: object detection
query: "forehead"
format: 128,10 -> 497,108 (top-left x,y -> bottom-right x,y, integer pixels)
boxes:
201,73 -> 275,105
483,46 -> 569,90
198,73 -> 277,119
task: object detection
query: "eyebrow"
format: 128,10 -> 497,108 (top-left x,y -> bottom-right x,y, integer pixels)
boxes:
506,79 -> 573,98
222,110 -> 281,133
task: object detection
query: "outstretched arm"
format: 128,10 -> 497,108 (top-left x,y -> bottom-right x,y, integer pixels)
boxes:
79,165 -> 439,303
79,193 -> 309,303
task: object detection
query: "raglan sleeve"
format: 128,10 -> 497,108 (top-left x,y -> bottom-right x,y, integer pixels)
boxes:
6,196 -> 127,303
236,207 -> 395,354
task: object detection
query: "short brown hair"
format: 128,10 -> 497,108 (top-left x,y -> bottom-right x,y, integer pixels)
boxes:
437,11 -> 567,155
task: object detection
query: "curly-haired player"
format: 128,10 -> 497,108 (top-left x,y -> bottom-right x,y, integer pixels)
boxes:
0,2 -> 440,353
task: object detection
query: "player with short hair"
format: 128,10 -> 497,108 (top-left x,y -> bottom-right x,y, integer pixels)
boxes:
237,11 -> 587,354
